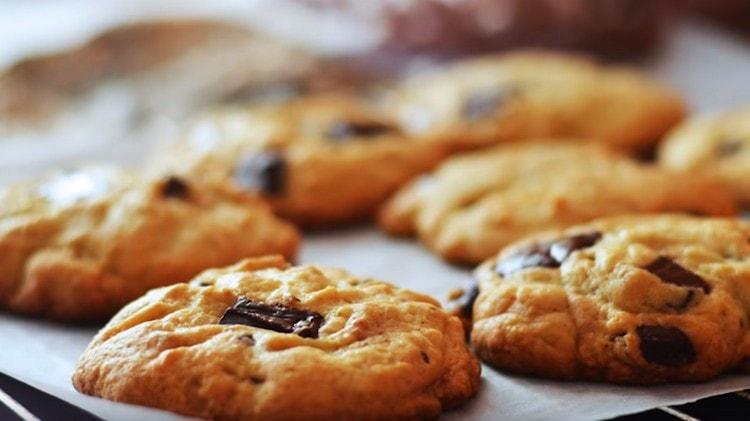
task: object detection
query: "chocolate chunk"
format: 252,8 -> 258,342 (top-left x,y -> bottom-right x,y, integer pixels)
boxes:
233,151 -> 286,195
495,243 -> 558,277
219,297 -> 324,338
716,139 -> 743,158
326,120 -> 396,140
496,231 -> 602,277
421,351 -> 430,364
549,232 -> 602,263
462,88 -> 511,121
636,325 -> 697,367
643,257 -> 711,293
161,176 -> 189,199
458,284 -> 479,319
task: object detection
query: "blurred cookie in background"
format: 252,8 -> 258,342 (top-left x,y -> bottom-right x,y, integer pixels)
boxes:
383,51 -> 686,154
379,142 -> 736,264
153,94 -> 451,228
0,19 -> 383,147
0,165 -> 300,321
659,106 -> 750,205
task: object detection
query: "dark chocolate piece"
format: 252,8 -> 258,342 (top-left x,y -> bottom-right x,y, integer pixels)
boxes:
644,257 -> 711,293
496,231 -> 601,277
549,232 -> 602,263
636,325 -> 697,367
326,120 -> 396,140
233,151 -> 286,195
495,243 -> 558,277
161,176 -> 189,199
219,297 -> 324,338
459,284 -> 479,319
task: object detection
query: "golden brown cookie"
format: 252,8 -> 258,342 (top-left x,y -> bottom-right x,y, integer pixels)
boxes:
153,94 -> 451,228
472,215 -> 750,383
386,51 -> 686,153
379,142 -> 736,264
0,166 -> 299,321
73,256 -> 480,420
659,106 -> 750,204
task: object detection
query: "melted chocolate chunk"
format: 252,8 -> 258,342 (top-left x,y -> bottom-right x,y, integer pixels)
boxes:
716,139 -> 743,158
233,151 -> 286,195
161,176 -> 189,199
462,88 -> 512,121
496,231 -> 602,277
458,284 -> 480,319
219,297 -> 324,338
249,375 -> 265,384
549,232 -> 602,263
326,120 -> 396,140
643,257 -> 711,293
636,325 -> 697,367
421,351 -> 430,364
495,244 -> 558,277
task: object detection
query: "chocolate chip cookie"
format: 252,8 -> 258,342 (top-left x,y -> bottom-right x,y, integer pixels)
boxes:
659,106 -> 750,204
0,166 -> 299,321
471,215 -> 750,383
379,142 -> 736,264
73,256 -> 480,420
154,94 -> 450,227
387,52 -> 686,153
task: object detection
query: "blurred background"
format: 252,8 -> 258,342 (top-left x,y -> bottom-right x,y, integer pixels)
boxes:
1,0 -> 750,181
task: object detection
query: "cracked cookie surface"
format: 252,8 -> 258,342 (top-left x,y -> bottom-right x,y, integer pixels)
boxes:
379,142 -> 736,264
72,256 -> 480,420
472,215 -> 750,383
387,51 -> 686,153
0,166 -> 299,321
659,106 -> 750,204
153,94 -> 450,227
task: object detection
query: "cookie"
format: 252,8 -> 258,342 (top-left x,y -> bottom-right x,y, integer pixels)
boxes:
659,106 -> 750,204
0,166 -> 299,321
153,94 -> 450,227
379,142 -> 737,264
72,256 -> 480,420
471,215 -> 750,383
386,51 -> 686,153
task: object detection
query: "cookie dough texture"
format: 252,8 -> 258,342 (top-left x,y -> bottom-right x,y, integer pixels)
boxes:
387,51 -> 686,152
0,166 -> 299,321
659,106 -> 750,204
73,256 -> 480,420
472,215 -> 750,383
379,142 -> 736,264
154,94 -> 451,227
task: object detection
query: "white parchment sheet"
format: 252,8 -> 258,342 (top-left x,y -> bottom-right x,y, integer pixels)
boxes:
1,18 -> 750,421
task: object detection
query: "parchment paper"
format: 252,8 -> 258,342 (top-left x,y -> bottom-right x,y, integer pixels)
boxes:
2,14 -> 750,421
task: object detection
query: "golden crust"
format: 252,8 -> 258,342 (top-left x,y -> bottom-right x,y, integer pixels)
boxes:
154,94 -> 451,227
388,51 -> 686,153
0,166 -> 299,320
659,106 -> 750,204
73,257 -> 480,420
379,142 -> 737,264
472,215 -> 750,383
